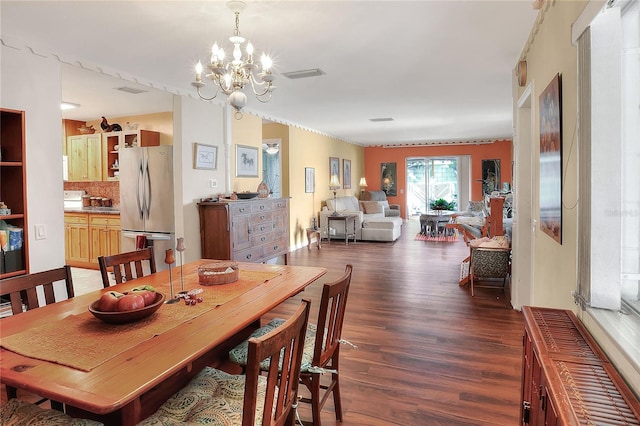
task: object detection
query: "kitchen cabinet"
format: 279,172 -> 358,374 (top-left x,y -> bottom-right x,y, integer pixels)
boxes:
0,108 -> 29,278
89,214 -> 121,263
198,198 -> 290,264
103,129 -> 160,180
65,212 -> 120,268
67,134 -> 103,181
520,306 -> 640,425
64,213 -> 90,267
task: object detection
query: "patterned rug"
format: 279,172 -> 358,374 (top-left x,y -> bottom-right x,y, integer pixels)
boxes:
415,232 -> 458,242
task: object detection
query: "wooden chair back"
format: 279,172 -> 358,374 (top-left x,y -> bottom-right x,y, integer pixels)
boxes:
0,265 -> 74,315
243,299 -> 311,426
98,247 -> 156,288
313,264 -> 353,368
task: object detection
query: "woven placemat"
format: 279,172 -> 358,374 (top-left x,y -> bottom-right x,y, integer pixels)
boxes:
1,269 -> 280,372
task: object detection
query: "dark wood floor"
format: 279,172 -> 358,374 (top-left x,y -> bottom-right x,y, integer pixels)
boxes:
263,218 -> 524,426
2,218 -> 524,425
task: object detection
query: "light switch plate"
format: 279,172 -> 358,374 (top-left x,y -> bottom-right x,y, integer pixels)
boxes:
35,224 -> 47,240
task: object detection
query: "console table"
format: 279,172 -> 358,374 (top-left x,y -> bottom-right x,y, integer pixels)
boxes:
327,215 -> 357,245
520,306 -> 639,425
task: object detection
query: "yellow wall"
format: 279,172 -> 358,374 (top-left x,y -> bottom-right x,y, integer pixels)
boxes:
231,113 -> 263,193
515,0 -> 584,310
86,112 -> 173,145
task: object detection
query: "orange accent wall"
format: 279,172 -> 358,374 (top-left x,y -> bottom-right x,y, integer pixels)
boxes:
363,139 -> 512,218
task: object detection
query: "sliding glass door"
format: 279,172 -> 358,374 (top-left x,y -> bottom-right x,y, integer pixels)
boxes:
407,157 -> 460,215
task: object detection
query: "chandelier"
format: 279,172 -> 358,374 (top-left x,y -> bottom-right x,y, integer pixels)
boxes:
192,1 -> 275,117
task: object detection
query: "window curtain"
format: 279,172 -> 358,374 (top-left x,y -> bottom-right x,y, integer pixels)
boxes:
577,6 -> 623,311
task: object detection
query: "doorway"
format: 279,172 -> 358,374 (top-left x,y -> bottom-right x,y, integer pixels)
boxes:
262,139 -> 281,198
406,157 -> 460,216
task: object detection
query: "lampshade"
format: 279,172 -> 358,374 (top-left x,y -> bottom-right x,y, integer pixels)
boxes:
329,174 -> 341,190
359,177 -> 368,187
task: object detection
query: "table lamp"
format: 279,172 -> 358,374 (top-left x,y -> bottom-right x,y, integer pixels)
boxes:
329,174 -> 341,216
359,177 -> 368,199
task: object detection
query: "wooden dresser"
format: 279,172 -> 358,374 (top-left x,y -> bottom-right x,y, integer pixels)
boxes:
521,306 -> 640,425
198,198 -> 289,264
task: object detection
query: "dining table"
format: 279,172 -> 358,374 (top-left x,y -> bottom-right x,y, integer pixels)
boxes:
0,260 -> 327,425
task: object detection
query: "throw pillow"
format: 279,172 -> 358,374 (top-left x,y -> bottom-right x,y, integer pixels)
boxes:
361,201 -> 384,214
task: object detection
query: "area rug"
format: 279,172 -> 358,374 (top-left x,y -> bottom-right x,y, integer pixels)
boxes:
415,232 -> 458,242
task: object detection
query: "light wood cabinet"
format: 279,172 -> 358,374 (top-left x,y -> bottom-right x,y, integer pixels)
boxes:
103,130 -> 160,181
89,214 -> 121,263
67,134 -> 103,181
0,108 -> 29,278
198,198 -> 290,264
520,306 -> 640,425
65,212 -> 120,268
64,213 -> 90,266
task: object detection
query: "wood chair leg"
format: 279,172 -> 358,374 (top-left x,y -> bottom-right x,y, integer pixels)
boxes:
332,372 -> 343,421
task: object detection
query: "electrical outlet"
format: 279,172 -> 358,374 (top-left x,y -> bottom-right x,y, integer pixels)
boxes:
209,178 -> 217,188
35,224 -> 47,240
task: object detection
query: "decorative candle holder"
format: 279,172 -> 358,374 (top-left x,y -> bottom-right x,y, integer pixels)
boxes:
164,249 -> 176,301
176,237 -> 186,292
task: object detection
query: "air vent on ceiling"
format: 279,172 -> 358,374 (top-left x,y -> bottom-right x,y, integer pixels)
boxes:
369,117 -> 394,122
282,68 -> 326,79
115,86 -> 148,94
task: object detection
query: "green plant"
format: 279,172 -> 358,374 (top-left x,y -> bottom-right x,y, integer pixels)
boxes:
430,198 -> 456,210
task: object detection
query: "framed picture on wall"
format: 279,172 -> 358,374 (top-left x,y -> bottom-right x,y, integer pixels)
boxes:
343,159 -> 351,189
381,162 -> 397,196
305,167 -> 315,193
236,145 -> 259,177
329,157 -> 340,180
193,143 -> 217,170
539,73 -> 563,244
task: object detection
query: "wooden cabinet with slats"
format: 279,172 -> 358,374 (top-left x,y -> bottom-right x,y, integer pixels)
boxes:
520,306 -> 640,425
198,198 -> 289,264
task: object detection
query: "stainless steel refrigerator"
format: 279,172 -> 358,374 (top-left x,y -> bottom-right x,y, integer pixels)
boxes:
119,145 -> 174,269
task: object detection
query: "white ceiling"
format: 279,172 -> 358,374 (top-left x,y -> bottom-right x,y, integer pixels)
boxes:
1,1 -> 537,146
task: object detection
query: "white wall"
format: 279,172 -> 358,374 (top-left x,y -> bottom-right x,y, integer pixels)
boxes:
172,96 -> 226,263
1,45 -> 65,278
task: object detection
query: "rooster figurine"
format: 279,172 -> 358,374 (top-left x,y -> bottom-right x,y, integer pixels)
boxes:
100,116 -> 122,132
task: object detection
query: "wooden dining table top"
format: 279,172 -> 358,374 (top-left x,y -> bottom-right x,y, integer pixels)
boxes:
0,260 -> 327,420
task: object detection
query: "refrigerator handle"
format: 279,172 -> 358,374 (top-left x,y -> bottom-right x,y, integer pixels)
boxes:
144,161 -> 152,220
136,160 -> 144,220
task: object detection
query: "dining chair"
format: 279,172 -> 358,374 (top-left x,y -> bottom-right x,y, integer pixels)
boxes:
98,247 -> 156,288
229,264 -> 354,426
0,265 -> 74,411
469,247 -> 511,297
138,299 -> 311,426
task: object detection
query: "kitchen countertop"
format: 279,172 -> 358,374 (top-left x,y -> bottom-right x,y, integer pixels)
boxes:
64,207 -> 120,215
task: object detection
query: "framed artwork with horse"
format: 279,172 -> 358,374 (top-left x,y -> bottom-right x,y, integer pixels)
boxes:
236,145 -> 259,177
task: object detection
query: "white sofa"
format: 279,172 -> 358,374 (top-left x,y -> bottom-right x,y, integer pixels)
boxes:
319,196 -> 402,242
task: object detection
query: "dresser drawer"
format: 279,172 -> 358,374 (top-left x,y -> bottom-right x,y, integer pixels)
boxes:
251,211 -> 273,224
272,199 -> 288,210
263,238 -> 288,258
251,200 -> 273,213
251,221 -> 274,235
234,245 -> 264,262
89,215 -> 120,227
251,231 -> 274,246
229,203 -> 251,216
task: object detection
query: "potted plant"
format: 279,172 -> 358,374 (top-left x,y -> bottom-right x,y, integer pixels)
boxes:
430,198 -> 456,211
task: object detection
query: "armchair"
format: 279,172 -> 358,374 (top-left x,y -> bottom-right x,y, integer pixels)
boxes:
469,247 -> 511,297
362,190 -> 400,217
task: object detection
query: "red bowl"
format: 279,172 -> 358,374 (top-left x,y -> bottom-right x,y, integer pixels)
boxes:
89,292 -> 165,324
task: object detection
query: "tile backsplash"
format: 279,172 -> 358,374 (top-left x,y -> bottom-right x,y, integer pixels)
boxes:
64,181 -> 120,207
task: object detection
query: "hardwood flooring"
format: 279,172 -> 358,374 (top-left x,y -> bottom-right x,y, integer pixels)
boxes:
2,218 -> 524,425
261,218 -> 524,425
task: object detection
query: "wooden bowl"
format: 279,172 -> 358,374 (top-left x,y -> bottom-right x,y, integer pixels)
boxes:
89,292 -> 165,324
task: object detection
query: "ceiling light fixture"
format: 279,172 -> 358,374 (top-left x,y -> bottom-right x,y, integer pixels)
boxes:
60,102 -> 80,110
192,0 -> 275,118
265,143 -> 279,155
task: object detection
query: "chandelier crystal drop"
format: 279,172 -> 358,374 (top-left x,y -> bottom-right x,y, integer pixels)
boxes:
192,1 -> 275,117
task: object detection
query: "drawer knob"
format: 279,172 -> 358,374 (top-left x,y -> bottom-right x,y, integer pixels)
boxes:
259,205 -> 265,210
260,215 -> 266,220
273,245 -> 279,251
260,226 -> 266,231
261,236 -> 266,242
246,254 -> 252,260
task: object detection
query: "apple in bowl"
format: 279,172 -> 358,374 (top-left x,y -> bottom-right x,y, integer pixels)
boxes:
89,292 -> 165,324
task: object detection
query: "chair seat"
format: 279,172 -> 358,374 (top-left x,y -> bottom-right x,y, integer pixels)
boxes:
0,399 -> 103,426
229,319 -> 319,373
137,367 -> 269,425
